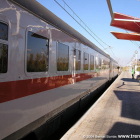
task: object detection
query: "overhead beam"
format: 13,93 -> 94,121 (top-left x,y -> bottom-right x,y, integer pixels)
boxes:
106,0 -> 113,19
111,31 -> 140,41
111,19 -> 140,33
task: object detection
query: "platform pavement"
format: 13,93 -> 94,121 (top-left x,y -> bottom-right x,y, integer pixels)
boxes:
61,71 -> 140,140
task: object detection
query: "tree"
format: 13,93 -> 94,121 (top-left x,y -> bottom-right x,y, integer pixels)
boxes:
27,53 -> 34,72
0,44 -> 8,73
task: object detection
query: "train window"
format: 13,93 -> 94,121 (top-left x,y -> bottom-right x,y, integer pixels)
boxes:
0,43 -> 8,73
101,60 -> 104,69
95,57 -> 99,71
74,49 -> 81,70
27,31 -> 49,72
84,52 -> 89,70
0,22 -> 8,41
90,55 -> 94,70
57,42 -> 69,71
102,60 -> 109,69
99,58 -> 102,70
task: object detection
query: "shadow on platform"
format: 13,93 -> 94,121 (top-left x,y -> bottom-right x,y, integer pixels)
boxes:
114,90 -> 140,121
117,82 -> 125,88
117,78 -> 140,88
104,122 -> 140,140
121,78 -> 138,83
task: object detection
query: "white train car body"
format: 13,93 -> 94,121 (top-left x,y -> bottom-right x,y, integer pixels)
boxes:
0,0 -> 118,139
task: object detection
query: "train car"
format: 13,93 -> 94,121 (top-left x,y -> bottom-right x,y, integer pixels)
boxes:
0,0 -> 118,140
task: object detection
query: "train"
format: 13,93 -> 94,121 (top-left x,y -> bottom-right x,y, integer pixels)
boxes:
0,0 -> 118,140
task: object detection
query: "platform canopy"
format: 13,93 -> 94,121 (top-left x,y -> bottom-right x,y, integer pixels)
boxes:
111,13 -> 140,33
109,12 -> 140,41
113,12 -> 140,20
111,31 -> 140,41
107,0 -> 140,41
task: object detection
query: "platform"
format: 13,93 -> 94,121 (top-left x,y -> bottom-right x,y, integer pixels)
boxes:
61,71 -> 140,140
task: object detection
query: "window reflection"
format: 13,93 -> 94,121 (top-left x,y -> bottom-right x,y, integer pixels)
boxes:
90,55 -> 94,70
95,57 -> 98,70
84,52 -> 89,70
57,42 -> 69,71
99,58 -> 102,70
0,43 -> 8,73
0,22 -> 8,40
74,49 -> 81,70
102,60 -> 109,69
27,31 -> 49,72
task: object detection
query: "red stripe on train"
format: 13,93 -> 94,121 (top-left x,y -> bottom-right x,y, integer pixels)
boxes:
0,71 -> 108,104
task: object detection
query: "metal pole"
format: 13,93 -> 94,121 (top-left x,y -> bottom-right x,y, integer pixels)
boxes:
106,0 -> 114,19
135,50 -> 138,66
136,53 -> 137,66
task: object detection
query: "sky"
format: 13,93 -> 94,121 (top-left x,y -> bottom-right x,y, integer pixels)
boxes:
36,0 -> 140,66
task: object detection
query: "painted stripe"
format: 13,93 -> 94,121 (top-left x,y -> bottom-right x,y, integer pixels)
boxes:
0,71 -> 109,104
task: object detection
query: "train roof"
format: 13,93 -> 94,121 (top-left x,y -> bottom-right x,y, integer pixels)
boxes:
10,0 -> 117,62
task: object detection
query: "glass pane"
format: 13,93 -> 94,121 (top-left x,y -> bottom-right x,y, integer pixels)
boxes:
0,43 -> 8,73
84,52 -> 89,70
27,31 -> 49,72
57,42 -> 69,71
0,22 -> 8,40
99,58 -> 102,70
76,49 -> 81,70
102,60 -> 109,69
90,55 -> 94,70
95,57 -> 99,70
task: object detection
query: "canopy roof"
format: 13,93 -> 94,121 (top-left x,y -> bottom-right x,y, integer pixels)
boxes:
107,0 -> 140,41
111,31 -> 140,41
113,12 -> 139,20
111,13 -> 140,33
110,12 -> 140,41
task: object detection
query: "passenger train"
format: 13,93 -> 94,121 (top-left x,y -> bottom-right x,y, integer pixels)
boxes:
0,0 -> 118,140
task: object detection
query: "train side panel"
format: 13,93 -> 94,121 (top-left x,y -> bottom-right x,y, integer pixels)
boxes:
0,0 -> 118,139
